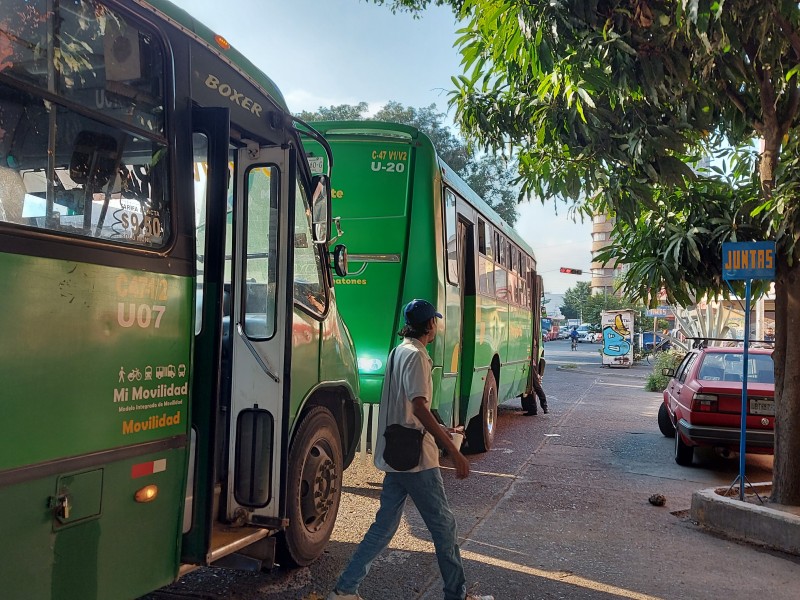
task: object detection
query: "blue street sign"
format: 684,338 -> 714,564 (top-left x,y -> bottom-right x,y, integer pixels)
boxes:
645,307 -> 671,317
722,241 -> 776,281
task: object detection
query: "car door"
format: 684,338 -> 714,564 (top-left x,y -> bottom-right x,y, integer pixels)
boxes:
667,352 -> 698,421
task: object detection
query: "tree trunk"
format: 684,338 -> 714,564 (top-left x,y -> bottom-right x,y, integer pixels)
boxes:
770,253 -> 800,504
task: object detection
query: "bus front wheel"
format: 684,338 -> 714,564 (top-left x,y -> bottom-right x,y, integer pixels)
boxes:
277,406 -> 343,567
466,370 -> 497,453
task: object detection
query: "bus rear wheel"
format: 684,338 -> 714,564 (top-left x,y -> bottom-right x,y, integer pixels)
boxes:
277,406 -> 343,567
466,370 -> 497,453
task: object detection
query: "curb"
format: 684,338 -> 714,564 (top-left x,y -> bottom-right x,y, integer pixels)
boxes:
691,483 -> 800,556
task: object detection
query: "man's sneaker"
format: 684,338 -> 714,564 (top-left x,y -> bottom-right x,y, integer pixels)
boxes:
326,591 -> 363,600
466,594 -> 494,600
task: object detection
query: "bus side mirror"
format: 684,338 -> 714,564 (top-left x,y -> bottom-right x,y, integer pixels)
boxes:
332,244 -> 348,277
662,368 -> 675,377
311,174 -> 329,244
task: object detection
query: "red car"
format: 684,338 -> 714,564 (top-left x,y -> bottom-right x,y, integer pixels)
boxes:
658,346 -> 775,466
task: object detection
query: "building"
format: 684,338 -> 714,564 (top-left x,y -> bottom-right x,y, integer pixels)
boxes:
590,212 -> 620,295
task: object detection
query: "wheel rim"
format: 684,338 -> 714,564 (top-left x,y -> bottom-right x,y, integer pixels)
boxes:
298,438 -> 338,533
486,383 -> 497,435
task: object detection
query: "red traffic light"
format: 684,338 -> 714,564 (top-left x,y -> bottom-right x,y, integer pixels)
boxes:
559,267 -> 583,275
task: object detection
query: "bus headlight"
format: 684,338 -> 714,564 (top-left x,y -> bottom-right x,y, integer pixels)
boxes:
358,357 -> 383,373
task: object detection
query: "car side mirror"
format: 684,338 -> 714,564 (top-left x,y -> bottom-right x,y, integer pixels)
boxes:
662,368 -> 675,377
332,244 -> 348,277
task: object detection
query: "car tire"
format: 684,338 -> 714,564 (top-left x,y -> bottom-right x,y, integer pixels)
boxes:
658,403 -> 675,438
674,430 -> 694,466
467,370 -> 498,453
276,406 -> 343,567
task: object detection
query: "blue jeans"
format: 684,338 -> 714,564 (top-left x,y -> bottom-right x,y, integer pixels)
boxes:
335,468 -> 467,600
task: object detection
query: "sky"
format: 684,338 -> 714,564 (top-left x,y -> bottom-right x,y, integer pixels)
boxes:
169,0 -> 593,293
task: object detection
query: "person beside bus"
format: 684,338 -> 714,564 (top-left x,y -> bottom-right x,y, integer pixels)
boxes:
522,363 -> 548,416
327,299 -> 493,600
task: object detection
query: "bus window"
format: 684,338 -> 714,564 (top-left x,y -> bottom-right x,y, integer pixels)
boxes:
0,0 -> 165,136
294,174 -> 326,314
243,166 -> 279,339
444,189 -> 458,284
0,84 -> 169,246
477,216 -> 487,254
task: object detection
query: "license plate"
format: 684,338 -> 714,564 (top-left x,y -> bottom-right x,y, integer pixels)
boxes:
750,399 -> 775,416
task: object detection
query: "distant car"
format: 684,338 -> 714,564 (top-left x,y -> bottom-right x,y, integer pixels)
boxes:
558,327 -> 571,340
578,330 -> 598,343
659,346 -> 775,466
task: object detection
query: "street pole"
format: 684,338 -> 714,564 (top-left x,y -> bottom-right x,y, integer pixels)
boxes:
738,278 -> 752,501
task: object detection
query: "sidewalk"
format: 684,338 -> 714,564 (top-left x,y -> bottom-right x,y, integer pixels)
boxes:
692,482 -> 800,556
556,360 -> 800,558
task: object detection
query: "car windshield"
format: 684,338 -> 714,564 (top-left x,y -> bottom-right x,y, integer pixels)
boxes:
697,353 -> 774,384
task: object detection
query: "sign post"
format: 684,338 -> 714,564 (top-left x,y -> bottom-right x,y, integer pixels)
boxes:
721,241 -> 775,501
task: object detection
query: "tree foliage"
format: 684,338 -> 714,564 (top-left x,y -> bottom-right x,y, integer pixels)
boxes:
298,101 -> 519,224
560,282 -> 640,328
559,281 -> 591,321
375,0 -> 800,504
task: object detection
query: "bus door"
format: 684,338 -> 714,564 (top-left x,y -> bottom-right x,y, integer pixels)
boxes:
454,216 -> 477,426
185,107 -> 232,562
531,273 -> 544,376
225,143 -> 292,527
442,189 -> 472,428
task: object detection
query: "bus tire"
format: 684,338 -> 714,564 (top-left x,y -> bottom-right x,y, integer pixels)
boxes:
466,370 -> 498,453
276,406 -> 343,567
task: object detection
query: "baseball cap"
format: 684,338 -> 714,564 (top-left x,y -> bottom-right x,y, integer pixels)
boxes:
403,299 -> 443,325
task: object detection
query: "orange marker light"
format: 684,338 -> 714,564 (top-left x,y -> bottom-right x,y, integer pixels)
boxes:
214,34 -> 230,50
134,485 -> 158,503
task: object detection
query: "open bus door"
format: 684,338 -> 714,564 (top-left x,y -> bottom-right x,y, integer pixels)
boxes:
187,107 -> 292,570
532,274 -> 544,376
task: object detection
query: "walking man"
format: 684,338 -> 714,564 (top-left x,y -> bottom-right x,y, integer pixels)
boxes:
521,363 -> 548,416
328,299 -> 494,600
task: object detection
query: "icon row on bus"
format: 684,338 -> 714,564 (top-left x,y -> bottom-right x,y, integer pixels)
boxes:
119,364 -> 186,383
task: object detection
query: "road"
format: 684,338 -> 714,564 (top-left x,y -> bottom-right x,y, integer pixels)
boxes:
146,340 -> 799,600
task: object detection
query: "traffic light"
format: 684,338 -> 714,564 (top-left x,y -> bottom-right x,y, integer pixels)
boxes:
559,267 -> 583,275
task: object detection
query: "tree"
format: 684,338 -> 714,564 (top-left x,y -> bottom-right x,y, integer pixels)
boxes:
461,154 -> 520,224
560,282 -> 591,321
296,103 -> 369,122
375,1 -> 800,504
298,101 -> 519,224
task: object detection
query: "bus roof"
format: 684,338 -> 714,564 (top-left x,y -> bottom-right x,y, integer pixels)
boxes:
140,0 -> 289,111
312,120 -> 536,260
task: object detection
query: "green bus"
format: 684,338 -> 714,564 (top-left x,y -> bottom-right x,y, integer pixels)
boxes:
305,122 -> 544,453
0,1 -> 361,597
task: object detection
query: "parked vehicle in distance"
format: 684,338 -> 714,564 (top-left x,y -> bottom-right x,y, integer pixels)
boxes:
659,346 -> 775,466
558,326 -> 571,340
577,327 -> 599,343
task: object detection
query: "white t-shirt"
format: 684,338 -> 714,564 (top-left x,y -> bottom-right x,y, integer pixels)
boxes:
373,337 -> 440,472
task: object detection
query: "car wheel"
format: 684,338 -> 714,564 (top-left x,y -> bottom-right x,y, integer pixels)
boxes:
658,403 -> 675,438
467,370 -> 498,453
276,406 -> 343,567
674,430 -> 694,466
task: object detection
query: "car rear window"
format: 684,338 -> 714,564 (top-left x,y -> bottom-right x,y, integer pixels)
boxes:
698,353 -> 774,384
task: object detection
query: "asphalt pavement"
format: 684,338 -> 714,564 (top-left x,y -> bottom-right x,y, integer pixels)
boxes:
148,340 -> 800,600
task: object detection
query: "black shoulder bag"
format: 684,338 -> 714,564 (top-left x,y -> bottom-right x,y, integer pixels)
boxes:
382,349 -> 426,471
